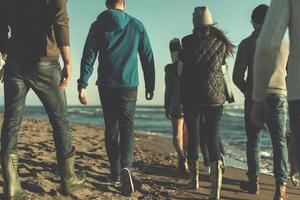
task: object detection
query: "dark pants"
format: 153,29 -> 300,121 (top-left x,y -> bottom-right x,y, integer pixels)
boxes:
288,100 -> 300,173
1,58 -> 72,160
245,94 -> 288,184
98,87 -> 137,178
184,105 -> 223,163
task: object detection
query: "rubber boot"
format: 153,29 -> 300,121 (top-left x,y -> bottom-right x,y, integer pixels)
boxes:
59,148 -> 86,195
1,151 -> 27,199
209,160 -> 223,200
189,160 -> 200,189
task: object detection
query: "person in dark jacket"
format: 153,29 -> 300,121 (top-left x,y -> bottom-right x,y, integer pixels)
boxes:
77,0 -> 155,195
0,0 -> 86,198
180,6 -> 234,200
233,5 -> 289,198
164,38 -> 188,174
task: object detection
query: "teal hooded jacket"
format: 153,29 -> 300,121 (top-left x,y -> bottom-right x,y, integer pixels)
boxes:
78,9 -> 155,92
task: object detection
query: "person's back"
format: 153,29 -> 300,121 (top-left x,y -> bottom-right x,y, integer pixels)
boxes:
253,0 -> 300,101
79,6 -> 154,94
0,0 -> 68,59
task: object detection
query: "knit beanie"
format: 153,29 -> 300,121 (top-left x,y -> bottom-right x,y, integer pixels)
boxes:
193,6 -> 213,28
169,38 -> 181,52
251,4 -> 269,25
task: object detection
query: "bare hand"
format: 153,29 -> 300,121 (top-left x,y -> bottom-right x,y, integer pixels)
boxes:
78,88 -> 88,105
59,64 -> 72,91
251,101 -> 268,129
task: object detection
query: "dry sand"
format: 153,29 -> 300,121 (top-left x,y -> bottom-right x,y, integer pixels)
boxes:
0,117 -> 299,200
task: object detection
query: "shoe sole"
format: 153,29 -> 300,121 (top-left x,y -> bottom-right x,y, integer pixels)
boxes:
120,168 -> 134,195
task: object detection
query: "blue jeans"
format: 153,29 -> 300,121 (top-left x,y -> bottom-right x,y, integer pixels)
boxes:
245,94 -> 288,184
184,105 -> 223,162
98,87 -> 137,178
288,100 -> 300,172
1,58 -> 72,160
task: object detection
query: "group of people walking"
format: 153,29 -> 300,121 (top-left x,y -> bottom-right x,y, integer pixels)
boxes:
164,1 -> 300,200
0,0 -> 299,200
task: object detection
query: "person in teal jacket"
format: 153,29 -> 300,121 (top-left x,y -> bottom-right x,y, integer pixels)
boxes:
77,0 -> 155,196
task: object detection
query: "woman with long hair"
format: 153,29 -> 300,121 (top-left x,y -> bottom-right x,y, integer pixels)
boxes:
180,7 -> 234,200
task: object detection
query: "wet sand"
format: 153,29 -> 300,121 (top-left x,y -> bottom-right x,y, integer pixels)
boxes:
0,117 -> 299,200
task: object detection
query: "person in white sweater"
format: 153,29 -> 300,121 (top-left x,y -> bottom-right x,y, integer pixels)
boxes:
251,0 -> 300,199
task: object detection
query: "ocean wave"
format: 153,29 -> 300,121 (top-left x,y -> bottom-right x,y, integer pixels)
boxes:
224,111 -> 244,118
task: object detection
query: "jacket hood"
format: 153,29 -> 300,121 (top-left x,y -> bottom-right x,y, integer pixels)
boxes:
97,9 -> 130,32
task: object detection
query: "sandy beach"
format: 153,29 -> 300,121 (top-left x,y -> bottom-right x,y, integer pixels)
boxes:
0,117 -> 299,200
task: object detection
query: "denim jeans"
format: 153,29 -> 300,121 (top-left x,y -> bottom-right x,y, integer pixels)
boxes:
0,58 -> 72,160
184,105 -> 223,163
288,100 -> 300,173
244,94 -> 288,184
98,87 -> 137,178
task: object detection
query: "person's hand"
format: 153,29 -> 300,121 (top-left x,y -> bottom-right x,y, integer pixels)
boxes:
165,110 -> 171,119
146,91 -> 154,100
251,101 -> 268,129
78,88 -> 88,105
59,63 -> 72,91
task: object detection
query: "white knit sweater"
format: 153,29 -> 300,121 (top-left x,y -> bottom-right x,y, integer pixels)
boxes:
252,0 -> 300,102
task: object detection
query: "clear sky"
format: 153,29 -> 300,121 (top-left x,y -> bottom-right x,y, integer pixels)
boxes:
0,0 -> 271,106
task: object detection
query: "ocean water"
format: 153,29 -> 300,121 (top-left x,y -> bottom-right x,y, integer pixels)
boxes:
0,105 -> 279,174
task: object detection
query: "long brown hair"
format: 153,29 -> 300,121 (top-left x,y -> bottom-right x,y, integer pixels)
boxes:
194,25 -> 235,58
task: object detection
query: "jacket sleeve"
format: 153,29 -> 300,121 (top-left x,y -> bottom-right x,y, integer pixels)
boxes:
138,25 -> 155,93
164,67 -> 172,111
78,22 -> 100,88
233,41 -> 248,95
52,0 -> 70,47
253,0 -> 290,101
0,0 -> 9,54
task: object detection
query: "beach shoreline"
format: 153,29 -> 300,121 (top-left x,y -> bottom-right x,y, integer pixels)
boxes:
0,117 -> 299,199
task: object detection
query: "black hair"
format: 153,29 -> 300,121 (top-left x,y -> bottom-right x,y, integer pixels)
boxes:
251,4 -> 269,25
105,0 -> 124,7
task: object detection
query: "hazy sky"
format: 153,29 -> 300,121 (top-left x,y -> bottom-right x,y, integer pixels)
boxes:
0,0 -> 271,106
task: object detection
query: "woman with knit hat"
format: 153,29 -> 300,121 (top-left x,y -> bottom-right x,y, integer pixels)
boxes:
180,6 -> 234,200
164,38 -> 188,174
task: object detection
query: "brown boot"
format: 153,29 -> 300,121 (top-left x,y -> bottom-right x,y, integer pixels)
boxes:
189,160 -> 200,189
274,182 -> 287,200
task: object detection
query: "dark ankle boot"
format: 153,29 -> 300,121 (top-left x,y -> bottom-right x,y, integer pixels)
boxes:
274,182 -> 287,200
189,160 -> 200,189
1,151 -> 27,199
59,148 -> 86,195
209,160 -> 223,200
240,179 -> 260,194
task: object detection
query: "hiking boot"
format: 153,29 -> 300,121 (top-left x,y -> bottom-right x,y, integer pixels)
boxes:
240,180 -> 259,194
274,182 -> 287,200
59,147 -> 86,195
189,160 -> 200,189
120,168 -> 135,195
1,151 -> 27,199
209,160 -> 223,200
